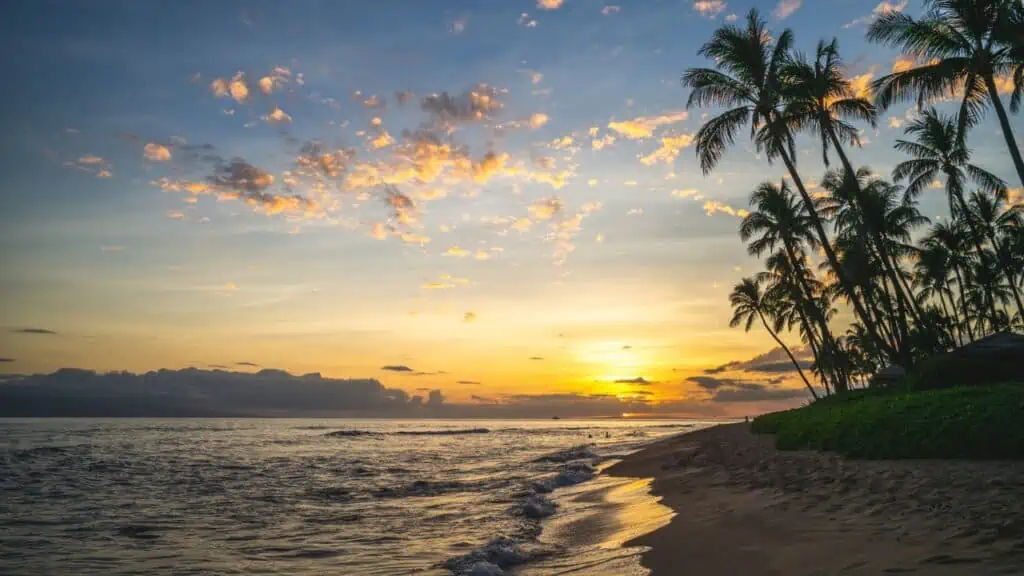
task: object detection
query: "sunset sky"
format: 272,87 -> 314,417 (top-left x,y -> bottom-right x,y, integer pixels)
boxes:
0,0 -> 1019,417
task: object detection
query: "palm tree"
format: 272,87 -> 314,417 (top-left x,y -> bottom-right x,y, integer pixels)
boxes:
923,221 -> 982,340
741,180 -> 851,392
683,9 -> 894,361
967,189 -> 1024,322
892,108 -> 1007,328
892,108 -> 1007,203
996,0 -> 1023,112
729,277 -> 820,400
914,244 -> 963,344
868,0 -> 1024,187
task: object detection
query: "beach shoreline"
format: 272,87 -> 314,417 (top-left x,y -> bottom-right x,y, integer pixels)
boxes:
606,423 -> 1024,575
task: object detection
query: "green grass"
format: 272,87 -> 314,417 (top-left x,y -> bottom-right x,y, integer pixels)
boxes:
751,384 -> 1024,460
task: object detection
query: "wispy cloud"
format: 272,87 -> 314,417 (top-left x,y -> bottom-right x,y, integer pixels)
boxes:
843,1 -> 907,28
381,365 -> 414,372
639,133 -> 694,165
608,111 -> 687,139
693,1 -> 727,18
10,328 -> 57,335
773,0 -> 801,20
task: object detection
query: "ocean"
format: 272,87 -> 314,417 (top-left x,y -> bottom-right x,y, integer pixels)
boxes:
0,419 -> 712,575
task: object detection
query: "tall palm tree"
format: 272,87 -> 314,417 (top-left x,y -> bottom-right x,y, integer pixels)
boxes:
868,0 -> 1024,187
741,180 -> 851,392
967,189 -> 1024,321
683,9 -> 894,361
892,108 -> 1007,327
892,108 -> 1007,203
923,221 -> 982,340
914,244 -> 963,344
729,277 -> 820,400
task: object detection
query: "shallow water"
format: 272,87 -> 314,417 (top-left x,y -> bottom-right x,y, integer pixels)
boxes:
0,418 -> 709,575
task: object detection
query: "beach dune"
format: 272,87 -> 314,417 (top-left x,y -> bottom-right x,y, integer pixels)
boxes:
607,423 -> 1024,575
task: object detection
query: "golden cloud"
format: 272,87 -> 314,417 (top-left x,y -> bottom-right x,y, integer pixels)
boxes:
529,112 -> 550,129
97,169 -> 112,179
592,133 -> 616,150
263,107 -> 292,124
77,155 -> 104,165
608,111 -> 688,139
693,0 -> 727,18
444,246 -> 471,257
537,0 -> 564,9
143,143 -> 172,162
703,200 -> 749,218
529,197 -> 564,220
639,133 -> 695,165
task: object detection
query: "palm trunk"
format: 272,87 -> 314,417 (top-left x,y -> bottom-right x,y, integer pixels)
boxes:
781,240 -> 849,393
985,229 -> 1024,324
773,141 -> 897,364
952,265 -> 976,342
758,313 -> 819,400
950,189 -> 1001,327
938,285 -> 963,346
828,128 -> 930,336
984,74 -> 1024,188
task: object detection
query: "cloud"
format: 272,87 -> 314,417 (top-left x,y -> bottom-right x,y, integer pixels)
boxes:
463,312 -> 477,323
96,169 -> 113,178
421,84 -> 504,126
693,1 -> 727,18
702,200 -> 749,218
0,368 -> 441,417
457,380 -> 481,385
537,0 -> 564,9
518,12 -> 538,27
705,347 -> 813,375
773,0 -> 801,19
725,12 -> 738,21
11,328 -> 57,335
1008,188 -> 1022,207
529,112 -> 550,129
236,361 -> 260,367
591,133 -> 616,150
614,377 -> 653,385
602,5 -> 620,15
143,142 -> 172,162
381,365 -> 415,372
529,356 -> 545,361
263,107 -> 292,124
844,1 -> 907,28
451,17 -> 467,34
687,374 -> 804,402
210,72 -> 249,103
672,188 -> 702,199
77,155 -> 104,165
608,111 -> 687,139
639,133 -> 695,165
444,246 -> 471,257
529,197 -> 564,220
0,358 -> 14,363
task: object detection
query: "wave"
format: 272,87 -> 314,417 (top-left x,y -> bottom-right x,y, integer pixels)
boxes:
443,537 -> 556,575
323,428 -> 489,438
394,428 -> 490,436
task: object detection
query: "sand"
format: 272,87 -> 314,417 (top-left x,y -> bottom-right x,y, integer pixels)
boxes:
606,423 -> 1024,575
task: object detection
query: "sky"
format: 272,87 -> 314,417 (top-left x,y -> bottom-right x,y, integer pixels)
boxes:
0,0 -> 1020,418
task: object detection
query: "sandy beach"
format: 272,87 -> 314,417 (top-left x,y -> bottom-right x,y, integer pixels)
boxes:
607,423 -> 1024,575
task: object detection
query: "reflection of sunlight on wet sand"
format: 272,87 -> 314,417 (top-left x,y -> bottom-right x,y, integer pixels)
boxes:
519,468 -> 674,575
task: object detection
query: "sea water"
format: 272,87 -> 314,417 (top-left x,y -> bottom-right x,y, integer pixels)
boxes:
0,419 -> 710,575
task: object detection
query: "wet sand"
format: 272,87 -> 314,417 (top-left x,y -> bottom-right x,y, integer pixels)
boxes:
606,423 -> 1024,575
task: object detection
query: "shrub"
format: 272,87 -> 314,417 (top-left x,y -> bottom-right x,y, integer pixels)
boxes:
751,384 -> 1024,460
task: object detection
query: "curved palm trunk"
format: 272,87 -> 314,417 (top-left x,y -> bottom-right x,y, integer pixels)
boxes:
950,188 -> 1001,327
796,305 -> 833,395
773,139 -> 898,364
780,239 -> 849,393
984,229 -> 1024,324
757,312 -> 819,400
828,129 -> 930,336
951,265 -> 976,342
938,285 -> 963,346
984,74 -> 1024,188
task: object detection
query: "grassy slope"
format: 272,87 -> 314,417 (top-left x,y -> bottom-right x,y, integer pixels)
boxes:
752,384 -> 1024,460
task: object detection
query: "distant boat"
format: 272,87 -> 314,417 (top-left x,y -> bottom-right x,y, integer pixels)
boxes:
551,416 -> 561,420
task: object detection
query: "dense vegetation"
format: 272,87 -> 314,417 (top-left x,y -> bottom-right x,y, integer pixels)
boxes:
685,1 -> 1023,398
751,384 -> 1024,459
